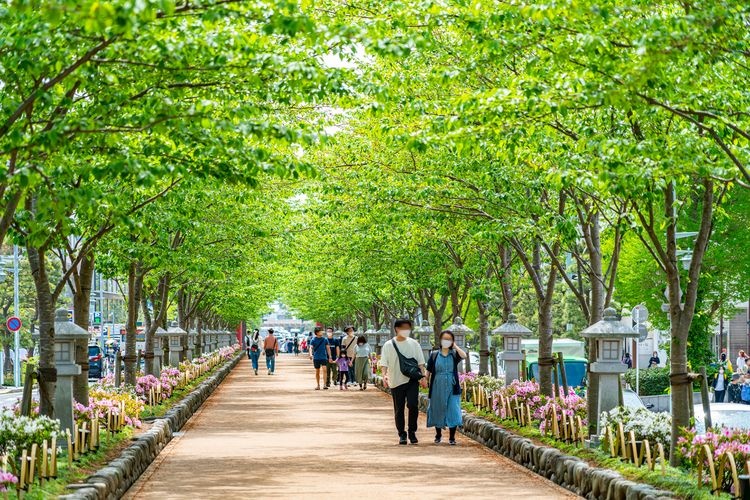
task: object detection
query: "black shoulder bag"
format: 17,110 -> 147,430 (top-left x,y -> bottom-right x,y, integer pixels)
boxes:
391,340 -> 424,380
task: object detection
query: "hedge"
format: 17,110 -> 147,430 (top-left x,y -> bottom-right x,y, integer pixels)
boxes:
623,367 -> 670,396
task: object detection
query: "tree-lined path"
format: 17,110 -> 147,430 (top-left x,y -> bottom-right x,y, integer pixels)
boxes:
124,356 -> 577,499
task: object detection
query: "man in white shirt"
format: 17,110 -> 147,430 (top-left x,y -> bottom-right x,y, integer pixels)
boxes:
379,319 -> 427,445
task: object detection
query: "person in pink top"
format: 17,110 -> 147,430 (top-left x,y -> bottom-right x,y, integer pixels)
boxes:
336,351 -> 352,390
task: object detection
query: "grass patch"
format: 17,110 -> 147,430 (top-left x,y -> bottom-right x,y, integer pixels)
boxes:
461,403 -> 727,500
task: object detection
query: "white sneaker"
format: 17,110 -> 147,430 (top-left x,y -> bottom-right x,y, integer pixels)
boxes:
267,369 -> 271,375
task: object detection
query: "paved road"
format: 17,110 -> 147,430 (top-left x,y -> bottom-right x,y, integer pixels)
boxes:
125,355 -> 579,499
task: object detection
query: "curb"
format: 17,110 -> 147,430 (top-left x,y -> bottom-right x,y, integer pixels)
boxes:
59,353 -> 242,500
372,376 -> 674,500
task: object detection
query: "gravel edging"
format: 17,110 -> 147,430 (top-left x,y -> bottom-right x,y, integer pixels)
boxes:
373,376 -> 674,500
59,353 -> 242,500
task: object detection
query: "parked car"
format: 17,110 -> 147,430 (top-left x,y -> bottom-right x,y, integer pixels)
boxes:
88,344 -> 103,379
694,403 -> 750,434
526,355 -> 588,387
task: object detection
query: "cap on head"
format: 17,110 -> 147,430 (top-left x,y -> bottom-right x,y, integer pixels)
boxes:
268,328 -> 274,334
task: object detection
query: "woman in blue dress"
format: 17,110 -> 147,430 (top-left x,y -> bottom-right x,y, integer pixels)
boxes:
426,330 -> 467,445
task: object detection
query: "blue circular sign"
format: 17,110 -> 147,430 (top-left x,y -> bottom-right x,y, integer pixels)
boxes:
6,316 -> 21,332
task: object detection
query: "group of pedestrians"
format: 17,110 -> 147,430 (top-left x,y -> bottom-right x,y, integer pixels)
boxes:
244,328 -> 280,376
309,326 -> 372,391
710,349 -> 750,404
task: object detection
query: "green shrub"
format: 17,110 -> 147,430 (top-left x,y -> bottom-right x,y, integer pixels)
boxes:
624,367 -> 670,396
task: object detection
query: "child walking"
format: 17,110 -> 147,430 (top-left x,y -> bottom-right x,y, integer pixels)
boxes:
336,351 -> 351,390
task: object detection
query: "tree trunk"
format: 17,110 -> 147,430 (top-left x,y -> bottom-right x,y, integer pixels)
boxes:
3,343 -> 11,376
537,295 -> 555,396
499,244 -> 513,321
477,299 -> 489,375
124,262 -> 143,385
143,273 -> 169,376
27,245 -> 56,417
72,252 -> 95,405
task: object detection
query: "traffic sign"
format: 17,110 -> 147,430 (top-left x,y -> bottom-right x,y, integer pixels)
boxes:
632,304 -> 649,324
93,312 -> 102,325
6,316 -> 22,332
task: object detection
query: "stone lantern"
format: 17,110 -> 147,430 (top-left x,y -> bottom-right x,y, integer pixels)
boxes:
187,329 -> 198,360
447,317 -> 473,372
200,329 -> 209,354
211,330 -> 219,351
365,326 -> 376,347
376,325 -> 391,354
53,308 -> 89,436
221,330 -> 232,348
167,321 -> 187,366
414,320 -> 434,359
581,307 -> 638,433
492,314 -> 532,385
153,327 -> 168,373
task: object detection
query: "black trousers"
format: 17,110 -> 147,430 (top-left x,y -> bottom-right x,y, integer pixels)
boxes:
391,379 -> 419,437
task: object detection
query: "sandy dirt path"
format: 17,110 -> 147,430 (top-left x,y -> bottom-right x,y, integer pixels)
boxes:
124,355 -> 579,499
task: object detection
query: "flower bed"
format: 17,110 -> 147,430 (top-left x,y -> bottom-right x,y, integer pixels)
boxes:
679,427 -> 750,494
0,344 -> 241,497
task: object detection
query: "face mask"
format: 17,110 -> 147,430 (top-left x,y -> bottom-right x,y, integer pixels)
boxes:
397,329 -> 411,338
357,343 -> 364,347
441,339 -> 453,349
327,333 -> 333,338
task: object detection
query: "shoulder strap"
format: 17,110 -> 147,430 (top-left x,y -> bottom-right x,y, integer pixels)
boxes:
391,339 -> 402,356
345,337 -> 356,351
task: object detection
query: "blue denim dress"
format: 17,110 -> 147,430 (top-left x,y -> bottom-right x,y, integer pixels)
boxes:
427,352 -> 462,428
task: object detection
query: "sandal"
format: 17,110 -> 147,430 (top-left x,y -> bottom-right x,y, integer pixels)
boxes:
315,386 -> 320,390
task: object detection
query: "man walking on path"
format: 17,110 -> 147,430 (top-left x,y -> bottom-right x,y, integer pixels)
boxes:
379,319 -> 427,445
325,327 -> 340,389
263,329 -> 279,375
309,326 -> 332,390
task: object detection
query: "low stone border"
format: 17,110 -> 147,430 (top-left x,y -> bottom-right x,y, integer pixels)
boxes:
373,376 -> 673,500
60,353 -> 242,500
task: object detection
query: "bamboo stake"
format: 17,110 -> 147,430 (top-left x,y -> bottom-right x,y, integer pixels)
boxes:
28,443 -> 37,486
657,443 -> 666,475
551,405 -> 559,438
606,427 -> 616,457
576,416 -> 585,444
66,430 -> 73,468
617,422 -> 627,459
40,439 -> 47,483
643,439 -> 653,471
50,436 -> 57,478
19,449 -> 27,490
629,430 -> 638,466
